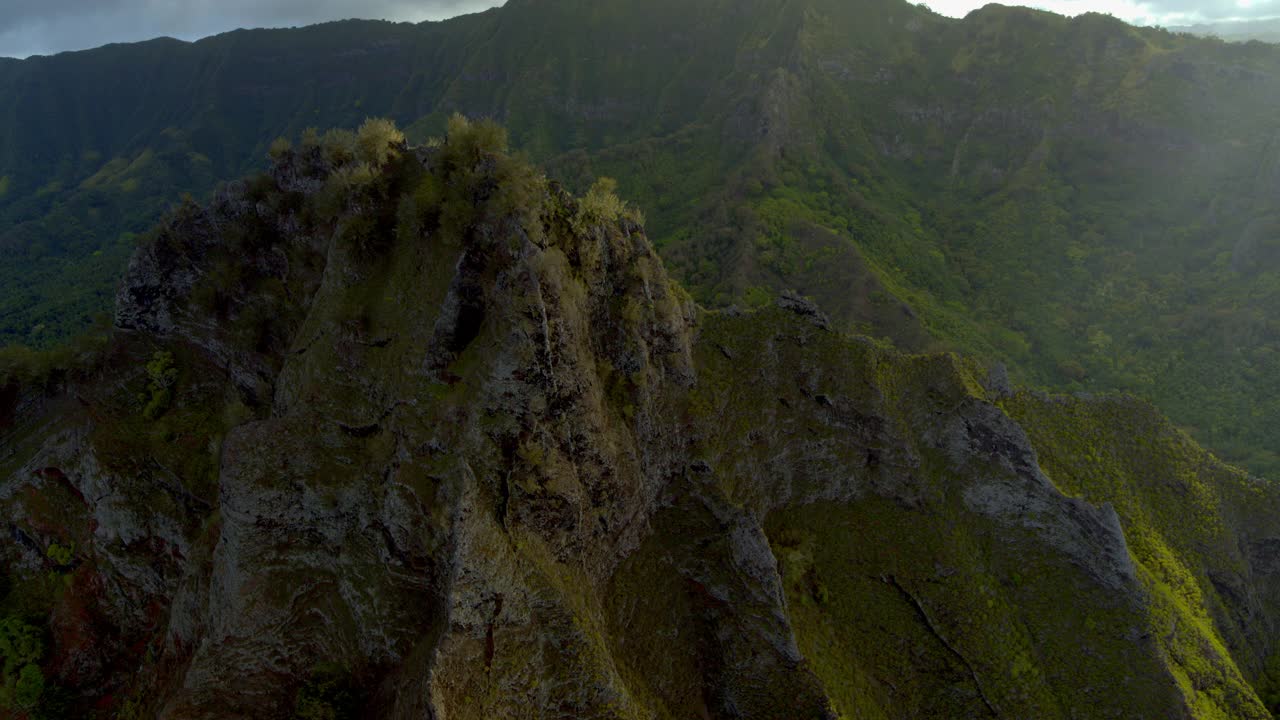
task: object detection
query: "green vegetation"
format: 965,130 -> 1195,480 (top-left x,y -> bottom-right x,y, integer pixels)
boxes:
675,305 -> 1277,717
0,323 -> 109,391
1005,392 -> 1273,717
292,664 -> 362,720
43,543 -> 72,568
415,114 -> 547,244
571,177 -> 644,234
354,118 -> 405,167
142,350 -> 178,419
0,616 -> 44,713
1256,653 -> 1280,714
268,137 -> 293,161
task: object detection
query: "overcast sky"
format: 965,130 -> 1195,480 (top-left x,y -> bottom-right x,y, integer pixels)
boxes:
0,0 -> 503,59
0,0 -> 1276,59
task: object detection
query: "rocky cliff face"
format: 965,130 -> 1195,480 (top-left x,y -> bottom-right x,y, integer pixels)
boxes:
3,122 -> 1280,719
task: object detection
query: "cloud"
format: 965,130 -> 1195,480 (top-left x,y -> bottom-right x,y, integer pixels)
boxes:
0,0 -> 502,58
927,0 -> 1280,24
3,0 -> 1278,59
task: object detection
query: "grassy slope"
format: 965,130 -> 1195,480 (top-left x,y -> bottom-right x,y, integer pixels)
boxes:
1005,391 -> 1280,716
686,304 -> 1279,718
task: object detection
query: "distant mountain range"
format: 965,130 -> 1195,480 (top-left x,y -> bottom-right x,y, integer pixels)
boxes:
1172,17 -> 1280,43
4,0 -> 1280,482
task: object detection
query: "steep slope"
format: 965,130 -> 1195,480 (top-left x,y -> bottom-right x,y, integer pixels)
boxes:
4,121 -> 1280,718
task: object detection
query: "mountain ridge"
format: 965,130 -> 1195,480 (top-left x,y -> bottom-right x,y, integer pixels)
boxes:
4,116 -> 1280,718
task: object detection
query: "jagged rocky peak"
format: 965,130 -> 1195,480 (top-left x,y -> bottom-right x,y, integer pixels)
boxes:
4,118 -> 1280,719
